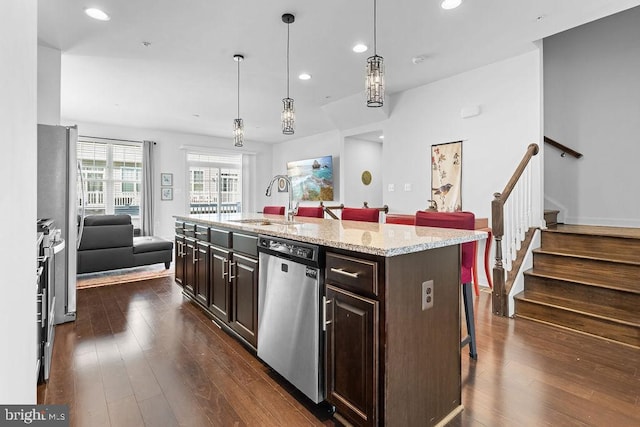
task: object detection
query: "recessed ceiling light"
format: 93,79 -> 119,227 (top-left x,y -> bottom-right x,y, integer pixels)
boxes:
353,43 -> 368,53
441,0 -> 462,10
85,8 -> 111,21
298,73 -> 312,80
379,135 -> 384,139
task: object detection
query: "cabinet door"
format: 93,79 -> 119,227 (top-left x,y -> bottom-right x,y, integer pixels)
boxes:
184,238 -> 196,297
174,236 -> 185,286
230,253 -> 258,348
209,246 -> 230,322
326,285 -> 378,427
195,243 -> 209,306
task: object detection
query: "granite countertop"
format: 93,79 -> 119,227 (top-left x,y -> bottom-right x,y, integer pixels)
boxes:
174,213 -> 487,257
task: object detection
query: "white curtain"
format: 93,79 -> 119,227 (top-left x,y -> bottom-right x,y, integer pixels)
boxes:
141,140 -> 155,236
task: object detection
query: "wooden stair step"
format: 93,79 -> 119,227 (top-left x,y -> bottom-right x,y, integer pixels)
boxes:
542,227 -> 640,264
515,290 -> 640,326
514,291 -> 640,348
532,250 -> 640,292
523,270 -> 639,312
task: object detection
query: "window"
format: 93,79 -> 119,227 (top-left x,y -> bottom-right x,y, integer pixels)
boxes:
78,138 -> 143,223
186,152 -> 242,214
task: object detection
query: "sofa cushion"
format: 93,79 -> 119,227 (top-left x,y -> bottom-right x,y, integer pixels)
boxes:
84,214 -> 131,226
79,224 -> 134,250
133,236 -> 173,254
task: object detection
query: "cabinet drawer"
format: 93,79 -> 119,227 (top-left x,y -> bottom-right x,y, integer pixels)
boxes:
210,228 -> 231,248
326,252 -> 378,296
232,232 -> 258,257
195,225 -> 209,241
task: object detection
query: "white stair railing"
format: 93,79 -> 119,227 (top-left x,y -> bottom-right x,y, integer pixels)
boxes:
492,143 -> 539,316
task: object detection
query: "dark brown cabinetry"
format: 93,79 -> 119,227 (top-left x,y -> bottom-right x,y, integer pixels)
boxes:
230,252 -> 258,348
325,252 -> 380,427
184,237 -> 196,298
174,222 -> 258,349
174,221 -> 185,286
326,246 -> 462,426
208,245 -> 230,322
195,241 -> 209,306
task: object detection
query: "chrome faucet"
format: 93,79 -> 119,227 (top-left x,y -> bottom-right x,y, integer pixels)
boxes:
265,175 -> 297,221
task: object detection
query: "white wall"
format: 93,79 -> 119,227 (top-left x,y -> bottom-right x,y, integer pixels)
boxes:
64,121 -> 272,241
274,51 -> 543,285
269,130 -> 342,209
37,44 -> 61,125
0,0 -> 37,404
343,137 -> 383,208
544,6 -> 640,227
384,50 -> 543,221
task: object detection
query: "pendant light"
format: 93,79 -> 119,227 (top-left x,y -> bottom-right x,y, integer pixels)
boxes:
233,54 -> 244,147
281,13 -> 295,135
366,0 -> 384,107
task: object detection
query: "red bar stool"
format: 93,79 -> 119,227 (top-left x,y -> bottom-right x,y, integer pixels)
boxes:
295,206 -> 325,218
414,210 -> 478,360
263,206 -> 285,215
341,207 -> 380,223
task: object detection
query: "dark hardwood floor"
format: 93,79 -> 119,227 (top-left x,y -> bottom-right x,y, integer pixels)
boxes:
38,276 -> 640,426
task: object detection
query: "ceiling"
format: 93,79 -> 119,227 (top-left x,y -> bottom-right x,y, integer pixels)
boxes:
37,0 -> 640,144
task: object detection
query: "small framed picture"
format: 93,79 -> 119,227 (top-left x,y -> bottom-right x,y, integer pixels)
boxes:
161,187 -> 173,201
161,173 -> 173,186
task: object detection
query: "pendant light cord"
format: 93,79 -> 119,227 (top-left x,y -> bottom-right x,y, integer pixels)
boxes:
286,22 -> 290,98
373,0 -> 377,56
237,58 -> 240,118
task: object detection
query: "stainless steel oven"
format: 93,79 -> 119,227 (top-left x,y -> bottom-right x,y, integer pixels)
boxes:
257,235 -> 325,403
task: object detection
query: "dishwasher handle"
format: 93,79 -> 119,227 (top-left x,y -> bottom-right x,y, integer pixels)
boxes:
323,296 -> 332,331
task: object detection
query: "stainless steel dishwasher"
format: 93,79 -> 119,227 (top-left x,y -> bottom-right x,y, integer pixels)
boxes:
257,235 -> 324,403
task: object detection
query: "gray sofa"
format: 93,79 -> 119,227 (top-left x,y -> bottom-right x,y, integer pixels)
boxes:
77,214 -> 173,274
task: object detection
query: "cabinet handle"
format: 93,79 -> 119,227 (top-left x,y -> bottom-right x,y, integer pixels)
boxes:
193,252 -> 198,264
330,267 -> 359,279
323,297 -> 333,331
229,262 -> 236,281
222,259 -> 228,279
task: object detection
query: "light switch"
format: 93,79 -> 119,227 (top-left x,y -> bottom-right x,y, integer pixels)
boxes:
404,183 -> 412,191
388,184 -> 395,192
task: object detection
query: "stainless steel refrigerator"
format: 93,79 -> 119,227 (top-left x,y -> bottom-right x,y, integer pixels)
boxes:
37,124 -> 84,325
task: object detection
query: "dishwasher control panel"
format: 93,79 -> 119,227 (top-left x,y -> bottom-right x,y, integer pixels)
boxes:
258,235 -> 320,265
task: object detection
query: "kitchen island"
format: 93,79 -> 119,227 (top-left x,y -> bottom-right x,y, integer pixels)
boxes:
174,213 -> 486,427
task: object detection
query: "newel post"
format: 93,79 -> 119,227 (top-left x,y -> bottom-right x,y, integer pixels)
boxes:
491,192 -> 507,316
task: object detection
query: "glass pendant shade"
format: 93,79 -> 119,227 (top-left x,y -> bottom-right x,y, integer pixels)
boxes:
281,97 -> 295,135
233,118 -> 244,147
366,54 -> 384,107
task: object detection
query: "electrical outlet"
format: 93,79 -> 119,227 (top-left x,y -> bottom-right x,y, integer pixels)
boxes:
422,280 -> 434,310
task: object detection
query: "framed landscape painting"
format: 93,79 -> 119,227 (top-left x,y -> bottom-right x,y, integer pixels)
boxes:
431,141 -> 462,212
286,155 -> 334,201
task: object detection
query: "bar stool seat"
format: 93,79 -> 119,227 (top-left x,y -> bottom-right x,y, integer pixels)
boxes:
341,207 -> 380,223
415,210 -> 478,360
263,206 -> 285,215
295,206 -> 324,218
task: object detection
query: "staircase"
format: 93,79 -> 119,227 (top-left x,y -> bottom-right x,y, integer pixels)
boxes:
514,224 -> 640,348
